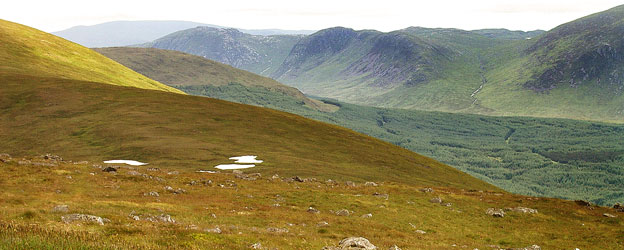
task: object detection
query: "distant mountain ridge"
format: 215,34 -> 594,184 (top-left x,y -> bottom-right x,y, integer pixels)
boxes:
143,26 -> 302,76
133,5 -> 624,122
52,20 -> 315,47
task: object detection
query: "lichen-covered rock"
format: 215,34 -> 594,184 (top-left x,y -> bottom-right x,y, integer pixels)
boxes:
335,209 -> 351,216
51,204 -> 69,213
486,208 -> 505,217
506,207 -> 538,214
61,214 -> 109,225
337,237 -> 377,250
308,207 -> 320,214
429,197 -> 442,204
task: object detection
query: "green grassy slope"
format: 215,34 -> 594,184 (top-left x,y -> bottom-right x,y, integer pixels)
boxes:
0,19 -> 183,94
0,74 -> 492,191
99,46 -> 624,205
94,47 -> 335,112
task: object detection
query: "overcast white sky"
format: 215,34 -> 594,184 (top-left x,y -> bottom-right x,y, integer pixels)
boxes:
2,0 -> 622,32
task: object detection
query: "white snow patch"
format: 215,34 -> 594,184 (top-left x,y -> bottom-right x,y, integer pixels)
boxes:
229,156 -> 263,164
103,160 -> 148,166
196,170 -> 218,173
215,164 -> 256,170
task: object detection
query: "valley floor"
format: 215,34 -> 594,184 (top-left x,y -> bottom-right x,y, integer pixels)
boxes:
1,154 -> 622,249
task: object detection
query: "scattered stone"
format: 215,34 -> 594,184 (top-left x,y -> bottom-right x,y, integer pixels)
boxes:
345,181 -> 356,187
508,245 -> 541,250
271,174 -> 280,180
42,154 -> 63,161
164,186 -> 186,194
18,160 -> 31,166
146,167 -> 160,171
364,182 -> 378,187
603,213 -> 617,218
335,209 -> 351,216
292,176 -> 304,182
61,214 -> 109,225
51,205 -> 69,213
144,214 -> 176,223
373,192 -> 389,200
415,230 -> 426,234
266,227 -> 289,234
308,207 -> 320,214
204,227 -> 222,234
443,203 -> 452,207
486,208 -> 505,217
338,237 -> 377,250
236,172 -> 262,181
272,203 -> 281,207
167,171 -> 179,175
250,242 -> 263,249
144,191 -> 160,197
102,167 -> 117,172
429,197 -> 442,204
326,179 -> 337,185
506,207 -> 538,214
317,221 -> 329,227
361,213 -> 372,218
419,187 -> 434,193
0,153 -> 11,162
388,246 -> 401,250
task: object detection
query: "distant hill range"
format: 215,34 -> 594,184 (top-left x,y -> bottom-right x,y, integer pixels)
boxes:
52,20 -> 315,47
136,5 -> 624,122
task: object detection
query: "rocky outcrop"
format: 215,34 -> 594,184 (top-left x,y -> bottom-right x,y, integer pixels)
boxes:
486,208 -> 505,217
62,214 -> 110,225
323,237 -> 377,250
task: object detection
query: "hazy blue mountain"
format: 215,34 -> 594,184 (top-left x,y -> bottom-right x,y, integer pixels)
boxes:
53,20 -> 315,47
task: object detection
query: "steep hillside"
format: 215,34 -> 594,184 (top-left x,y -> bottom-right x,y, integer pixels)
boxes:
94,47 -> 335,112
0,19 -> 182,94
473,5 -> 624,122
522,5 -> 624,91
143,27 -> 302,75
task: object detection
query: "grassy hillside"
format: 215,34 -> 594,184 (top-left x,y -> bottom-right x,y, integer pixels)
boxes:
178,84 -> 624,206
94,47 -> 335,112
1,156 -> 622,249
143,27 -> 301,76
0,74 -> 490,190
0,19 -> 183,94
101,45 -> 624,205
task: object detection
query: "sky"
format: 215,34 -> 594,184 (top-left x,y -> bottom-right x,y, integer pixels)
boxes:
3,0 -> 623,32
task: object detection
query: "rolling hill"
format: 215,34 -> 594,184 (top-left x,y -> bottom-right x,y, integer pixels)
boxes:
141,26 -> 302,75
94,47 -> 335,112
53,20 -> 315,48
0,19 -> 183,94
99,45 -> 624,206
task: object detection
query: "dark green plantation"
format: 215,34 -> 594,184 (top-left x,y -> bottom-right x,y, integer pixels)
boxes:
181,84 -> 624,206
